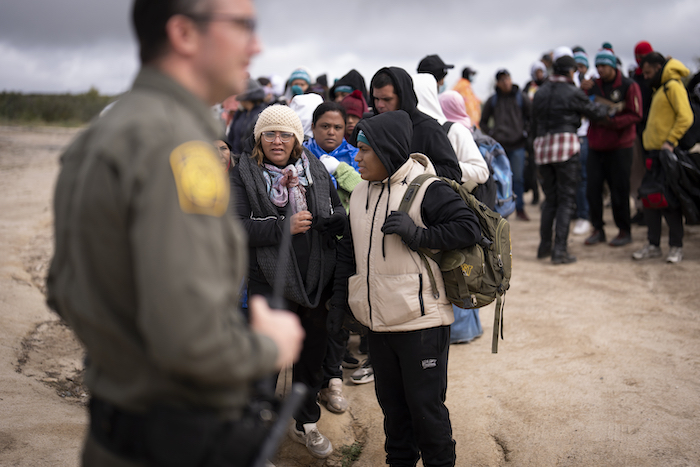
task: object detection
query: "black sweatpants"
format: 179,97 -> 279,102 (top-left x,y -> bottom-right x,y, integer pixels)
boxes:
369,326 -> 455,467
292,301 -> 329,426
587,146 -> 633,233
645,207 -> 684,247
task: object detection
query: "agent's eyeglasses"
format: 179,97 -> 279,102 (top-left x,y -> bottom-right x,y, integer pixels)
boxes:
186,14 -> 256,35
261,132 -> 294,143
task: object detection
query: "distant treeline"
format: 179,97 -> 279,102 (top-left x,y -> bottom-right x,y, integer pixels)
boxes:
0,88 -> 119,126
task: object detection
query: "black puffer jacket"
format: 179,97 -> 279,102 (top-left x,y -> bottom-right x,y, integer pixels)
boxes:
532,76 -> 609,137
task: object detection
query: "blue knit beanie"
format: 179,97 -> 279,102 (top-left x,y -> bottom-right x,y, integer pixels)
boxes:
356,130 -> 369,147
574,51 -> 589,68
288,69 -> 311,85
595,49 -> 616,68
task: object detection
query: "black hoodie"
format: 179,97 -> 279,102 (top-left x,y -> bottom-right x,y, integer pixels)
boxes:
329,69 -> 370,104
369,67 -> 462,181
351,110 -> 412,177
333,111 -> 480,303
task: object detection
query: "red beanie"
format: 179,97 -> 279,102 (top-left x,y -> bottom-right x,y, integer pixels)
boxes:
340,90 -> 368,119
634,41 -> 653,56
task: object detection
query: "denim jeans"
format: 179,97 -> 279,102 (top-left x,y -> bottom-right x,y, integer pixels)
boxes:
507,146 -> 526,211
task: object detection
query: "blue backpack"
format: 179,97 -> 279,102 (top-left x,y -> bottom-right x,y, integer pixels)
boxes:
472,129 -> 515,218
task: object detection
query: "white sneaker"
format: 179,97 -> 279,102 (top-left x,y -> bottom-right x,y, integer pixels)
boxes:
289,422 -> 333,458
632,243 -> 662,260
572,219 -> 592,236
666,246 -> 683,263
319,378 -> 349,413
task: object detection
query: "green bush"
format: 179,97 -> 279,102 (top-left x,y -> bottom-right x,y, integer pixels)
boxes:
0,88 -> 119,126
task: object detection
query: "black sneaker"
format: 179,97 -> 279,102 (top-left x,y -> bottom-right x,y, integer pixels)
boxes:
609,231 -> 632,247
537,242 -> 552,259
552,252 -> 577,264
584,229 -> 606,245
342,351 -> 360,369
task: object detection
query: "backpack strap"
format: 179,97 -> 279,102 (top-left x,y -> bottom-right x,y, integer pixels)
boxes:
397,173 -> 443,299
442,121 -> 455,133
397,173 -> 435,212
492,294 -> 505,353
662,79 -> 682,114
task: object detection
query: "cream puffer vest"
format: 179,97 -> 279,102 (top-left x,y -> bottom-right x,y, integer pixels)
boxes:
348,154 -> 454,332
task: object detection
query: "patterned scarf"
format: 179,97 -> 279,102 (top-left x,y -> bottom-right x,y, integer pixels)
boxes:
237,148 -> 336,309
263,152 -> 313,214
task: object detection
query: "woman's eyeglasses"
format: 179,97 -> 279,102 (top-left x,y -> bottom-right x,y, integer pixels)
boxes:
261,132 -> 294,143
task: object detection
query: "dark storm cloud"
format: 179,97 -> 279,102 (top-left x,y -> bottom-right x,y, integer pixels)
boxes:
0,0 -> 698,96
0,1 -> 132,47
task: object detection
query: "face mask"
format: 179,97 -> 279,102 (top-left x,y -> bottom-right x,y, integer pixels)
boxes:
438,83 -> 446,94
291,85 -> 304,97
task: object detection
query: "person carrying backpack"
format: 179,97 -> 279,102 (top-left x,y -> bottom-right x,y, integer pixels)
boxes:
634,52 -> 694,264
330,110 -> 481,467
480,69 -> 533,221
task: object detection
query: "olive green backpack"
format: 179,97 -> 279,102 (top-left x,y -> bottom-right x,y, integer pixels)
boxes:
398,174 -> 512,353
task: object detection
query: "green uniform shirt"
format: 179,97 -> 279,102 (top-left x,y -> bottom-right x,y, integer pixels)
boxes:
47,66 -> 278,413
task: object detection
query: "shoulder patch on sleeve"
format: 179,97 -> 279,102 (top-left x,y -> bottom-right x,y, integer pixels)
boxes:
169,140 -> 229,217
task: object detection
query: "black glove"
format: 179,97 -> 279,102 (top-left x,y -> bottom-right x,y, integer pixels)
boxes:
381,211 -> 423,250
326,299 -> 350,335
327,212 -> 347,236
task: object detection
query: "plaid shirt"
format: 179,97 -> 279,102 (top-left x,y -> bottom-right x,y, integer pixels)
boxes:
534,132 -> 580,165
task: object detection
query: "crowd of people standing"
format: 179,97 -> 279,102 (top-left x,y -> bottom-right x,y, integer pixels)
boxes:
212,43 -> 698,463
52,1 -> 698,464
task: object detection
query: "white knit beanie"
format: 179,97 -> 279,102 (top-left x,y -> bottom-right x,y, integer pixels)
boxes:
253,104 -> 304,145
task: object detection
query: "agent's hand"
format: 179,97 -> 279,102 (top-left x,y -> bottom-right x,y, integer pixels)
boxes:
249,295 -> 305,369
662,141 -> 674,153
580,78 -> 594,91
381,211 -> 423,250
290,210 -> 312,235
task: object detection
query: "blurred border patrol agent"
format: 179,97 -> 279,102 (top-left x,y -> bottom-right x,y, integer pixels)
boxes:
46,0 -> 305,465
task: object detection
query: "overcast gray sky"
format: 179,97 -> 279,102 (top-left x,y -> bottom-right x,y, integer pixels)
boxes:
1,0 -> 698,101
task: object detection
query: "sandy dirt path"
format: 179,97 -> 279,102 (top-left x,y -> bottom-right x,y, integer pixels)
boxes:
1,126 -> 699,466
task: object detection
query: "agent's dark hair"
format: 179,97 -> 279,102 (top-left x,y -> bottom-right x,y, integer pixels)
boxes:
257,77 -> 271,86
371,71 -> 394,91
132,0 -> 211,64
312,102 -> 347,125
640,52 -> 667,69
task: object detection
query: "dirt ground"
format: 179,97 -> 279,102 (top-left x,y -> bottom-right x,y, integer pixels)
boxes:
1,125 -> 699,467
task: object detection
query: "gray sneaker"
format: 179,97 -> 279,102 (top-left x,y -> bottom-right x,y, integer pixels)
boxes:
289,422 -> 333,458
666,246 -> 683,263
350,358 -> 374,384
632,243 -> 662,260
319,378 -> 349,413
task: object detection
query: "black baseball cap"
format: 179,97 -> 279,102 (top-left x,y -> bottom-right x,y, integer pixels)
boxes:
417,54 -> 454,81
462,67 -> 477,79
495,68 -> 510,80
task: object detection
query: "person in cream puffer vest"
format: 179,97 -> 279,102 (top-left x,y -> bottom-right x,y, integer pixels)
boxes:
332,110 -> 480,467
